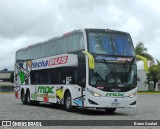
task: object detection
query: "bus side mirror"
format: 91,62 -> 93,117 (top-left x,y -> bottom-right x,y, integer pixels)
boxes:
136,55 -> 148,71
82,51 -> 95,69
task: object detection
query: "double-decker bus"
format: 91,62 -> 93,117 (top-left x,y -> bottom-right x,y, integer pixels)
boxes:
14,29 -> 137,113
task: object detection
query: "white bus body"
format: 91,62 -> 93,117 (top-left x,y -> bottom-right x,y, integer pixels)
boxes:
15,29 -> 137,112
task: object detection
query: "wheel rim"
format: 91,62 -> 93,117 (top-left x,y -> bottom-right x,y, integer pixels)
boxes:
66,95 -> 71,108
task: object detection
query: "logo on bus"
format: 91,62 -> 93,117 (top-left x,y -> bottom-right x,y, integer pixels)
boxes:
95,56 -> 133,63
38,86 -> 54,93
32,56 -> 68,68
106,93 -> 124,97
48,56 -> 68,66
32,60 -> 48,68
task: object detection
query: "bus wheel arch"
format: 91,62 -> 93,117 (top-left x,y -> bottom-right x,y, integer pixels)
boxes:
64,89 -> 73,112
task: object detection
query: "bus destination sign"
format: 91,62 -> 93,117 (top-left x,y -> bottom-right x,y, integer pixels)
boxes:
95,55 -> 134,63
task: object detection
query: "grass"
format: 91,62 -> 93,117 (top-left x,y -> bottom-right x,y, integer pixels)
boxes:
0,92 -> 15,94
138,91 -> 160,94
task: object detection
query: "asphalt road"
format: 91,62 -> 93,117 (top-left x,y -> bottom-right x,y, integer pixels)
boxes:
0,93 -> 160,129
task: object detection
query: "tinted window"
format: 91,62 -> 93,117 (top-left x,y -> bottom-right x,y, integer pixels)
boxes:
30,67 -> 79,85
17,50 -> 25,61
40,43 -> 48,58
31,71 -> 39,84
51,70 -> 59,84
57,38 -> 67,54
67,34 -> 80,52
60,67 -> 77,84
112,34 -> 134,56
34,45 -> 41,59
16,32 -> 85,61
31,69 -> 59,84
88,32 -> 135,56
28,48 -> 34,59
48,41 -> 57,56
88,33 -> 114,54
79,34 -> 85,50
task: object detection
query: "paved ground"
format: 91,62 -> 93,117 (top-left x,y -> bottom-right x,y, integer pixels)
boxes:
0,94 -> 159,129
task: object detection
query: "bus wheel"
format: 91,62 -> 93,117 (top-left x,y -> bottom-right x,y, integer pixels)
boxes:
21,91 -> 27,105
26,90 -> 32,105
105,108 -> 116,113
64,91 -> 73,112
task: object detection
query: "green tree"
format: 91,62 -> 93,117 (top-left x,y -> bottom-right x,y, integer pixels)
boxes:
134,42 -> 153,61
146,65 -> 160,89
156,59 -> 160,65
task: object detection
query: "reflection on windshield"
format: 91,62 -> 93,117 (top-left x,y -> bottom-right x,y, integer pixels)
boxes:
88,33 -> 114,55
90,63 -> 137,87
88,32 -> 135,56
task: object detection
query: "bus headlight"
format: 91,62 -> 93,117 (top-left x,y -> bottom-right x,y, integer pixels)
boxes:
87,88 -> 102,97
93,92 -> 102,97
129,92 -> 137,98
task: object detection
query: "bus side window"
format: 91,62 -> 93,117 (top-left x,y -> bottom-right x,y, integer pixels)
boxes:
79,33 -> 85,50
57,38 -> 67,54
40,43 -> 48,58
34,45 -> 41,59
30,71 -> 35,84
48,41 -> 57,56
67,34 -> 79,52
51,70 -> 59,84
31,71 -> 39,84
59,68 -> 76,84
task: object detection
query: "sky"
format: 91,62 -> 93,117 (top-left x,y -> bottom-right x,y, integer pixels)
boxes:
0,0 -> 160,70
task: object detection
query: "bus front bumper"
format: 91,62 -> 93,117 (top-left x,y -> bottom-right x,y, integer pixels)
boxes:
83,95 -> 137,108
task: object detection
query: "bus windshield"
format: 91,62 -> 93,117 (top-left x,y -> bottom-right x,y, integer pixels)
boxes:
90,63 -> 137,87
88,32 -> 135,56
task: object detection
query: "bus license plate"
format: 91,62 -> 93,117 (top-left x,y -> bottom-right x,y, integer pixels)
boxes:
111,102 -> 119,106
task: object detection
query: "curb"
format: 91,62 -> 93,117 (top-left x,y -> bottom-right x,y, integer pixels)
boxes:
0,92 -> 15,94
138,92 -> 160,94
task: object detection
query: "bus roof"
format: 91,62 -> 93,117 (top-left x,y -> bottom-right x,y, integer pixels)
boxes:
85,28 -> 129,35
16,28 -> 130,53
16,29 -> 83,52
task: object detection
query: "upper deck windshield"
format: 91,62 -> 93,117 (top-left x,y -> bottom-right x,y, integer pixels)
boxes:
88,32 -> 135,56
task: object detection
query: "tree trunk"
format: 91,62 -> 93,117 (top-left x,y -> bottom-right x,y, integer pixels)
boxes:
153,80 -> 157,89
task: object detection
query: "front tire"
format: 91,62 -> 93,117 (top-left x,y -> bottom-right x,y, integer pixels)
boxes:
105,108 -> 116,113
26,90 -> 32,105
64,91 -> 73,112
